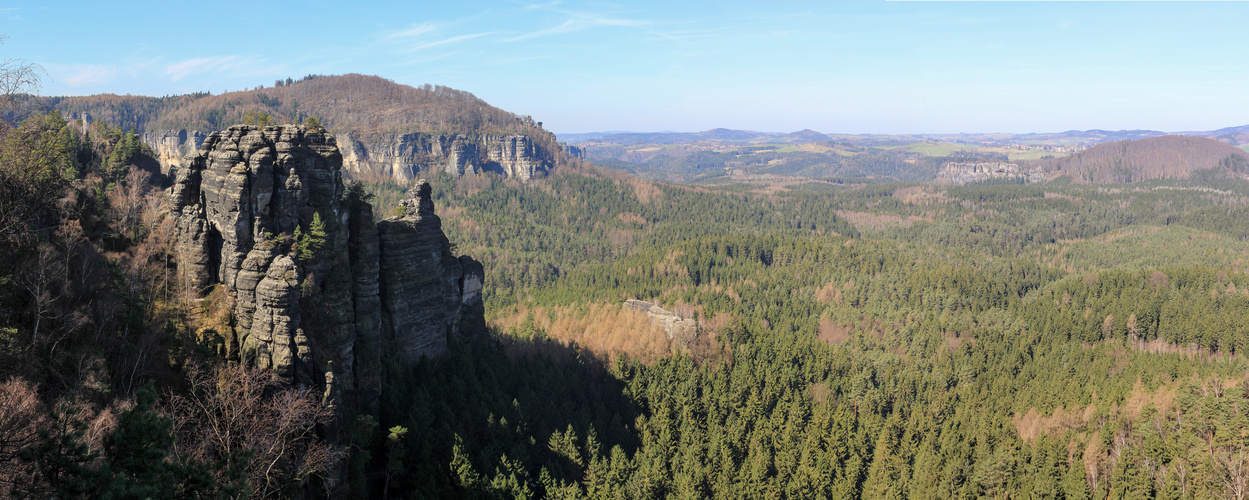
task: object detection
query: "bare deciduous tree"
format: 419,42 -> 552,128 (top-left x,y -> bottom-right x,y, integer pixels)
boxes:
1214,444 -> 1249,500
106,167 -> 154,242
20,243 -> 61,345
165,364 -> 345,498
0,377 -> 44,495
0,35 -> 44,130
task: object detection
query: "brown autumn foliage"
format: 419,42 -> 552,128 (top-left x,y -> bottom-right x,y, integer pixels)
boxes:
497,303 -> 730,366
0,377 -> 42,493
1027,135 -> 1249,183
502,304 -> 673,364
164,363 -> 345,498
817,318 -> 851,345
0,377 -> 138,496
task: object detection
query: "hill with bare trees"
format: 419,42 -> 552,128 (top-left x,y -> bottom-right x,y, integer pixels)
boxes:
40,74 -> 563,180
1026,135 -> 1249,183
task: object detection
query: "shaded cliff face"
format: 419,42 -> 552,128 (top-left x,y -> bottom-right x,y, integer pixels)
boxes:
169,125 -> 483,405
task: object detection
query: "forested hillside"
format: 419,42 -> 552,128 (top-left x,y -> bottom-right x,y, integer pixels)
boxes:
1027,135 -> 1249,183
43,74 -> 546,137
7,71 -> 1249,498
361,164 -> 1249,499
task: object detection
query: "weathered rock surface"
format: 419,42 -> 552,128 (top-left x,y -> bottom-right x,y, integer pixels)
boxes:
169,125 -> 483,406
937,162 -> 1044,185
377,180 -> 469,358
133,126 -> 548,182
624,299 -> 698,344
336,133 -> 549,181
142,129 -> 209,175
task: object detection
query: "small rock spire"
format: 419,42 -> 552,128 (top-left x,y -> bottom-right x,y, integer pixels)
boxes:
415,179 -> 435,216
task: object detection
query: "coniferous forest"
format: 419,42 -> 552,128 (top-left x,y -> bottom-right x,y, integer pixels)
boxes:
5,73 -> 1249,499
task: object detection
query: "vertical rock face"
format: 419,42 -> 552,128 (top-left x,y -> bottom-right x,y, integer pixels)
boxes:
170,125 -> 482,406
146,129 -> 550,182
444,138 -> 480,177
142,129 -> 209,176
484,134 -> 545,181
332,133 -> 548,181
377,180 -> 471,359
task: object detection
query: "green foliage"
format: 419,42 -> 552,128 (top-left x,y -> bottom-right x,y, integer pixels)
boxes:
0,111 -> 75,241
303,116 -> 322,130
241,109 -> 273,127
294,212 -> 328,261
360,170 -> 1249,498
103,129 -> 150,182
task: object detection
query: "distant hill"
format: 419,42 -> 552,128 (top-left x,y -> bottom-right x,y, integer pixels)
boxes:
784,129 -> 833,142
44,74 -> 550,139
571,128 -> 837,145
1176,124 -> 1249,146
1026,135 -> 1249,183
1013,129 -> 1167,144
40,74 -> 564,180
555,131 -> 634,143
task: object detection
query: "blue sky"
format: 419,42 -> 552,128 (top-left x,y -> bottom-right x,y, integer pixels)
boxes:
4,1 -> 1249,134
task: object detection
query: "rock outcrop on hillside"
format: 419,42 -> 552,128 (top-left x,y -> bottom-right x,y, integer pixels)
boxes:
169,125 -> 482,406
142,129 -> 209,174
624,299 -> 698,344
335,133 -> 548,181
140,128 -> 549,182
937,162 -> 1043,185
52,74 -> 563,181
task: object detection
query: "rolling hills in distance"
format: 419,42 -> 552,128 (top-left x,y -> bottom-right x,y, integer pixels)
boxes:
562,124 -> 1249,186
33,73 -> 1249,189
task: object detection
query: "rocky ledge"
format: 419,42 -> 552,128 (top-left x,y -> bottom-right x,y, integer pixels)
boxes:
624,299 -> 698,344
169,125 -> 483,407
937,161 -> 1045,185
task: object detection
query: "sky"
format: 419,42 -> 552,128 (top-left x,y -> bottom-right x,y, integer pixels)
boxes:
3,1 -> 1249,135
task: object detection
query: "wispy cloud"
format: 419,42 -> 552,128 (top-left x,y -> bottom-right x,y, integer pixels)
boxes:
388,22 -> 438,39
381,20 -> 500,53
165,55 -> 268,82
63,64 -> 118,87
408,32 -> 499,52
507,4 -> 657,42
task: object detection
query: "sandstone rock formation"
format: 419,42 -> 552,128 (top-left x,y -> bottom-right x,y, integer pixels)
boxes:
624,299 -> 698,344
133,126 -> 550,182
937,162 -> 1044,185
143,129 -> 209,175
336,133 -> 549,181
169,125 -> 483,406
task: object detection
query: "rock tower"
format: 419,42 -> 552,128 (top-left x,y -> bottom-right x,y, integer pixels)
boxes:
169,125 -> 483,407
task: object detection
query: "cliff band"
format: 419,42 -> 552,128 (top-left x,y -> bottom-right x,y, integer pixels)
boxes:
97,121 -> 550,182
